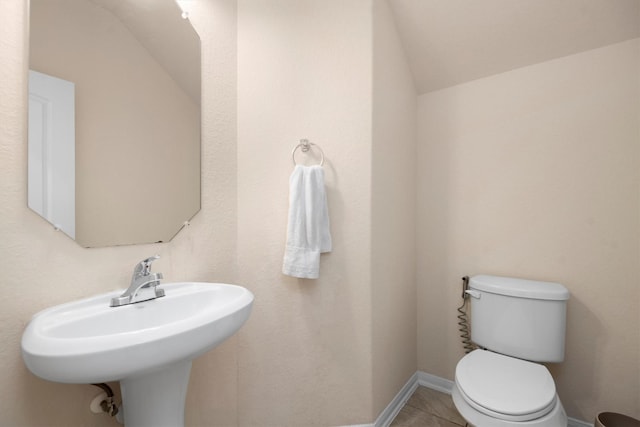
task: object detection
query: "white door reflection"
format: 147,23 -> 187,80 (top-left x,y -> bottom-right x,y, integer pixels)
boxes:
28,70 -> 75,239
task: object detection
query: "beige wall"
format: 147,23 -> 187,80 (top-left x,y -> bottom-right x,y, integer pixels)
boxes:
0,0 -> 239,425
30,0 -> 200,247
417,38 -> 640,421
371,0 -> 417,416
235,0 -> 423,422
236,0 -> 376,424
3,0 -> 415,426
236,0 -> 419,423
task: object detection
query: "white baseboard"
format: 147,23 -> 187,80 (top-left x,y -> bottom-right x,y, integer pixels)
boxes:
340,371 -> 593,427
374,372 -> 420,427
416,371 -> 454,394
568,418 -> 594,427
334,372 -> 419,427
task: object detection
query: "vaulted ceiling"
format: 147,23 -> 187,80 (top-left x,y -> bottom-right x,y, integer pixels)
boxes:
85,0 -> 639,97
388,0 -> 640,94
87,0 -> 200,103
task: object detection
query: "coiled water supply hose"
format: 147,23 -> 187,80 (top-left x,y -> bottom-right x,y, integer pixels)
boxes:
457,276 -> 475,354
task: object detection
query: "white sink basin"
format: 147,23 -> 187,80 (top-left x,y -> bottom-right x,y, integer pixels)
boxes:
22,282 -> 253,427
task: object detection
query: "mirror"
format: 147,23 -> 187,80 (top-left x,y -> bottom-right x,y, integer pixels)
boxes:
28,0 -> 201,247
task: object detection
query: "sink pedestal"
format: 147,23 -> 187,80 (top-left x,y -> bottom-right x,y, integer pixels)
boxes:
120,360 -> 192,427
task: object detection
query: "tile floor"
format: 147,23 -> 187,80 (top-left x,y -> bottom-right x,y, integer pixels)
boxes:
390,386 -> 467,427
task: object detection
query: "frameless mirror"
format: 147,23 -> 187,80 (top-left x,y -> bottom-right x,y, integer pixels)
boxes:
28,0 -> 201,247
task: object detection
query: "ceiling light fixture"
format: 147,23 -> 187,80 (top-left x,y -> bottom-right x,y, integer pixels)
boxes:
175,0 -> 194,19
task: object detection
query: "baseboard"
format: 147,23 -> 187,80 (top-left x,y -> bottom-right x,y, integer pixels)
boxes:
374,372 -> 420,427
568,418 -> 594,427
340,371 -> 593,427
416,371 -> 454,394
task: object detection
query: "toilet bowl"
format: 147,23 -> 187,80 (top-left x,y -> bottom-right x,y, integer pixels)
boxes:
451,350 -> 567,427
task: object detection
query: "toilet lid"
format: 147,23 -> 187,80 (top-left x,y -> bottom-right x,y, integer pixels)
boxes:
455,350 -> 557,421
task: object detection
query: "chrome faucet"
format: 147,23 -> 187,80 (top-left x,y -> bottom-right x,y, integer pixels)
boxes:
110,255 -> 165,307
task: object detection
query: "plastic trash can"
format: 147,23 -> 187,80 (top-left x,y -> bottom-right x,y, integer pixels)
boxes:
595,412 -> 640,427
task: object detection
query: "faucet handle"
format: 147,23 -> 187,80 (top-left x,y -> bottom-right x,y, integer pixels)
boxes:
135,255 -> 160,275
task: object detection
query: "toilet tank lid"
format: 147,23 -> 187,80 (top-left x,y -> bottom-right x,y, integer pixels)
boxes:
470,275 -> 569,301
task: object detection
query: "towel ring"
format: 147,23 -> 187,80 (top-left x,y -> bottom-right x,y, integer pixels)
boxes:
292,139 -> 324,166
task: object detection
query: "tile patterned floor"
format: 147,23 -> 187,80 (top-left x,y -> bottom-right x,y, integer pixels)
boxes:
390,386 -> 467,427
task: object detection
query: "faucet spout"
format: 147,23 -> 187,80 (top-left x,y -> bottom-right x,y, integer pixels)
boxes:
110,256 -> 165,307
130,272 -> 164,299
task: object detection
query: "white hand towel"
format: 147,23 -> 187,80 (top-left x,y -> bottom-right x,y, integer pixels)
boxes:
282,165 -> 332,279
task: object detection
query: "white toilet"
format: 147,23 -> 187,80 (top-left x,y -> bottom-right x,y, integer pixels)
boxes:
451,275 -> 570,427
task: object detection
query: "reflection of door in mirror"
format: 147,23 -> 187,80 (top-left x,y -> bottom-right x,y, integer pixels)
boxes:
28,70 -> 76,240
28,0 -> 201,248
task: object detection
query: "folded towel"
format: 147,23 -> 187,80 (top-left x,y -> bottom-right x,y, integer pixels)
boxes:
282,165 -> 332,279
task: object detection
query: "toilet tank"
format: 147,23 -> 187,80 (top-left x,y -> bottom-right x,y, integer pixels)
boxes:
468,275 -> 570,363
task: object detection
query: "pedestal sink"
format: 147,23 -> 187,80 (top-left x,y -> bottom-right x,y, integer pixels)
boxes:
21,282 -> 254,427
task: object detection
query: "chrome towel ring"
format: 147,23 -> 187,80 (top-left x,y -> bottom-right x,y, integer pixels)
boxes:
292,139 -> 324,166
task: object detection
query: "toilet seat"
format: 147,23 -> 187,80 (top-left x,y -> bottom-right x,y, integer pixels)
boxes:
455,350 -> 557,422
452,382 -> 567,427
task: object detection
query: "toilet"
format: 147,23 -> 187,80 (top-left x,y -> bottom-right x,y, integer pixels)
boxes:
451,275 -> 570,427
